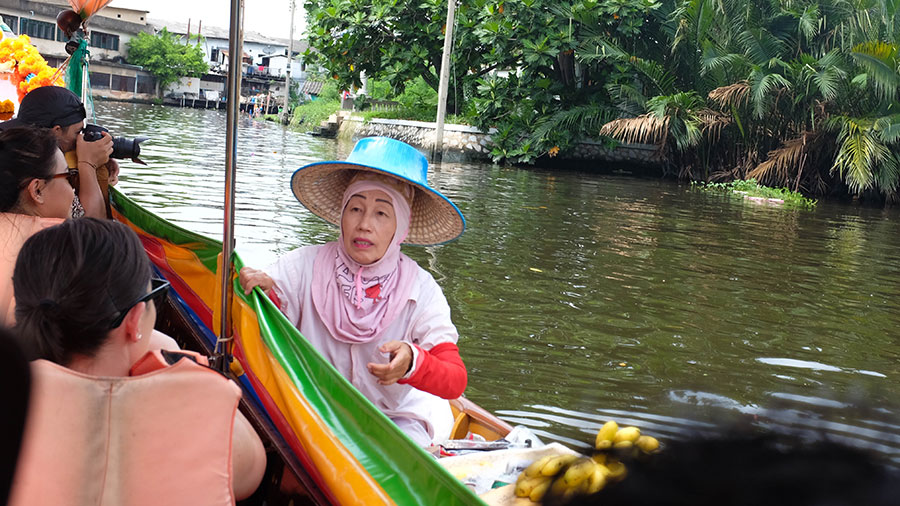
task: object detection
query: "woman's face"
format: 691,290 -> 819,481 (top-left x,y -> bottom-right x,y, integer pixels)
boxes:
35,149 -> 74,219
341,189 -> 397,265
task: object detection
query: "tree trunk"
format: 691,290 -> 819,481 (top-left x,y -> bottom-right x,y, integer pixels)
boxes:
424,60 -> 459,115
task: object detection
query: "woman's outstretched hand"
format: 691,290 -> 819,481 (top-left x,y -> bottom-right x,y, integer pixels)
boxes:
367,341 -> 413,385
238,267 -> 275,295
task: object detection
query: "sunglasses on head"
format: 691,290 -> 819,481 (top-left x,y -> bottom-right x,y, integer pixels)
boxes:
46,168 -> 79,189
107,277 -> 170,330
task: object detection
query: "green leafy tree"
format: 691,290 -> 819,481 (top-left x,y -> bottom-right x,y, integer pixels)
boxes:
305,0 -> 900,201
597,0 -> 900,201
127,28 -> 209,95
304,0 -> 498,112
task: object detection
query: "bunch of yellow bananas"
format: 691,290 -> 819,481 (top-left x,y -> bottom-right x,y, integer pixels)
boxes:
514,421 -> 662,502
594,420 -> 660,455
514,454 -> 610,502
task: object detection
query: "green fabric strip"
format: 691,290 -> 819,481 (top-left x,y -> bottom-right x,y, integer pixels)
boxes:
65,39 -> 88,98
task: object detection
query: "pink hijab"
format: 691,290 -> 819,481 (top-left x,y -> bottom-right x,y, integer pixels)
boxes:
310,175 -> 418,344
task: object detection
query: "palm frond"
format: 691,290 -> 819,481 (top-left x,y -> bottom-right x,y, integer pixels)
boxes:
749,134 -> 810,184
708,81 -> 751,108
678,118 -> 704,151
529,104 -> 619,144
738,28 -> 789,65
577,38 -> 628,63
606,82 -> 648,113
700,47 -> 747,76
851,41 -> 900,100
696,108 -> 732,142
600,114 -> 670,145
831,116 -> 887,193
630,57 -> 678,95
577,39 -> 676,96
797,4 -> 821,41
672,0 -> 720,52
875,113 -> 900,143
748,69 -> 792,118
874,151 -> 900,193
644,92 -> 708,151
811,49 -> 847,101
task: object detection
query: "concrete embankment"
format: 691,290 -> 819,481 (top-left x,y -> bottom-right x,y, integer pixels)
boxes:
329,112 -> 663,167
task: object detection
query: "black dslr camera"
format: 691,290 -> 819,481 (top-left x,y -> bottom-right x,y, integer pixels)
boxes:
82,123 -> 147,165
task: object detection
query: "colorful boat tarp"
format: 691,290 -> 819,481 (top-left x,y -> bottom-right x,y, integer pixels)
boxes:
110,188 -> 484,506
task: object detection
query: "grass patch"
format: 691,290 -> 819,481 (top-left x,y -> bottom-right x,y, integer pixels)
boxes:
289,98 -> 340,132
356,76 -> 470,125
693,178 -> 817,209
288,82 -> 341,133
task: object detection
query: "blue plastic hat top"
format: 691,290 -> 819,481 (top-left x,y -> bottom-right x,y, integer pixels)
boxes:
291,137 -> 465,246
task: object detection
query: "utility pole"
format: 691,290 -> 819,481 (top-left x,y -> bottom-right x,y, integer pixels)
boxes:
432,0 -> 456,162
282,0 -> 295,123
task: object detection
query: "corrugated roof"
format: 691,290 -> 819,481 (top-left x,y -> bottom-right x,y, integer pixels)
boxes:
301,80 -> 324,95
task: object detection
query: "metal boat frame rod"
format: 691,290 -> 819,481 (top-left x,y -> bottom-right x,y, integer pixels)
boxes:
217,0 -> 244,373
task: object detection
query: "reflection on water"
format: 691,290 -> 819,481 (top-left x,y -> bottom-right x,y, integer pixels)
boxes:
98,101 -> 900,462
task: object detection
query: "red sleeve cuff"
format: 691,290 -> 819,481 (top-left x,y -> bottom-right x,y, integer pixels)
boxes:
398,342 -> 467,399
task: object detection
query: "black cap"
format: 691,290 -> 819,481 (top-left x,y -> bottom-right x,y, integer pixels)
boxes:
14,86 -> 86,128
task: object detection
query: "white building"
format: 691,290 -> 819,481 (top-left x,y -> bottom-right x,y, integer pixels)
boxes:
0,0 -> 157,99
0,0 -> 151,63
148,18 -> 307,77
259,53 -> 304,78
0,1 -> 308,101
147,18 -> 308,99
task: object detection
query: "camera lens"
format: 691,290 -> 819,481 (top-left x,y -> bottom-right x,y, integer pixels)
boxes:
111,136 -> 139,161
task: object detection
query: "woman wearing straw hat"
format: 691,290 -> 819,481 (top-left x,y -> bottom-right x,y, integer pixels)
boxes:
239,137 -> 467,446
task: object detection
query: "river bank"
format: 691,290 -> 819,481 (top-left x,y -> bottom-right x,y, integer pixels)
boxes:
262,107 -> 665,170
94,94 -> 280,115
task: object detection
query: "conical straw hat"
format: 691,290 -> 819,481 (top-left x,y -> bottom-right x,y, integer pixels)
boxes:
291,137 -> 465,246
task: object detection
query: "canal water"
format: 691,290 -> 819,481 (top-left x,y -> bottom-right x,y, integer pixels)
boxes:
97,100 -> 900,461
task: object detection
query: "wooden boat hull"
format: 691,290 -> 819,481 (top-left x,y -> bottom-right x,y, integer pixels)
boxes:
112,189 -> 510,505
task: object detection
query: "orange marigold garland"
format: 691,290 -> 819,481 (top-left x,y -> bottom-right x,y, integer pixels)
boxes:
0,98 -> 14,120
0,34 -> 66,101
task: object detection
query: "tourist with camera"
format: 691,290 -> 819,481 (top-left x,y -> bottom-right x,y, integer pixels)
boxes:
0,85 -> 118,219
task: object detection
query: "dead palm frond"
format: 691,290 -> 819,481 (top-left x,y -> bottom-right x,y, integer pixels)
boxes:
708,81 -> 751,109
697,108 -> 733,142
749,131 -> 830,192
750,134 -> 811,184
600,114 -> 670,146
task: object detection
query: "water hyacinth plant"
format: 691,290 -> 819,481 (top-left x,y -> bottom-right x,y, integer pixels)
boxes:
693,179 -> 818,209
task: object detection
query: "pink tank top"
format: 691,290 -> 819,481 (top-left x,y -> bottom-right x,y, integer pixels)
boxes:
9,350 -> 242,506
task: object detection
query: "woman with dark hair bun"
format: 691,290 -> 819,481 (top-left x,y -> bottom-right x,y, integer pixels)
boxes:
0,126 -> 75,325
8,218 -> 266,505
